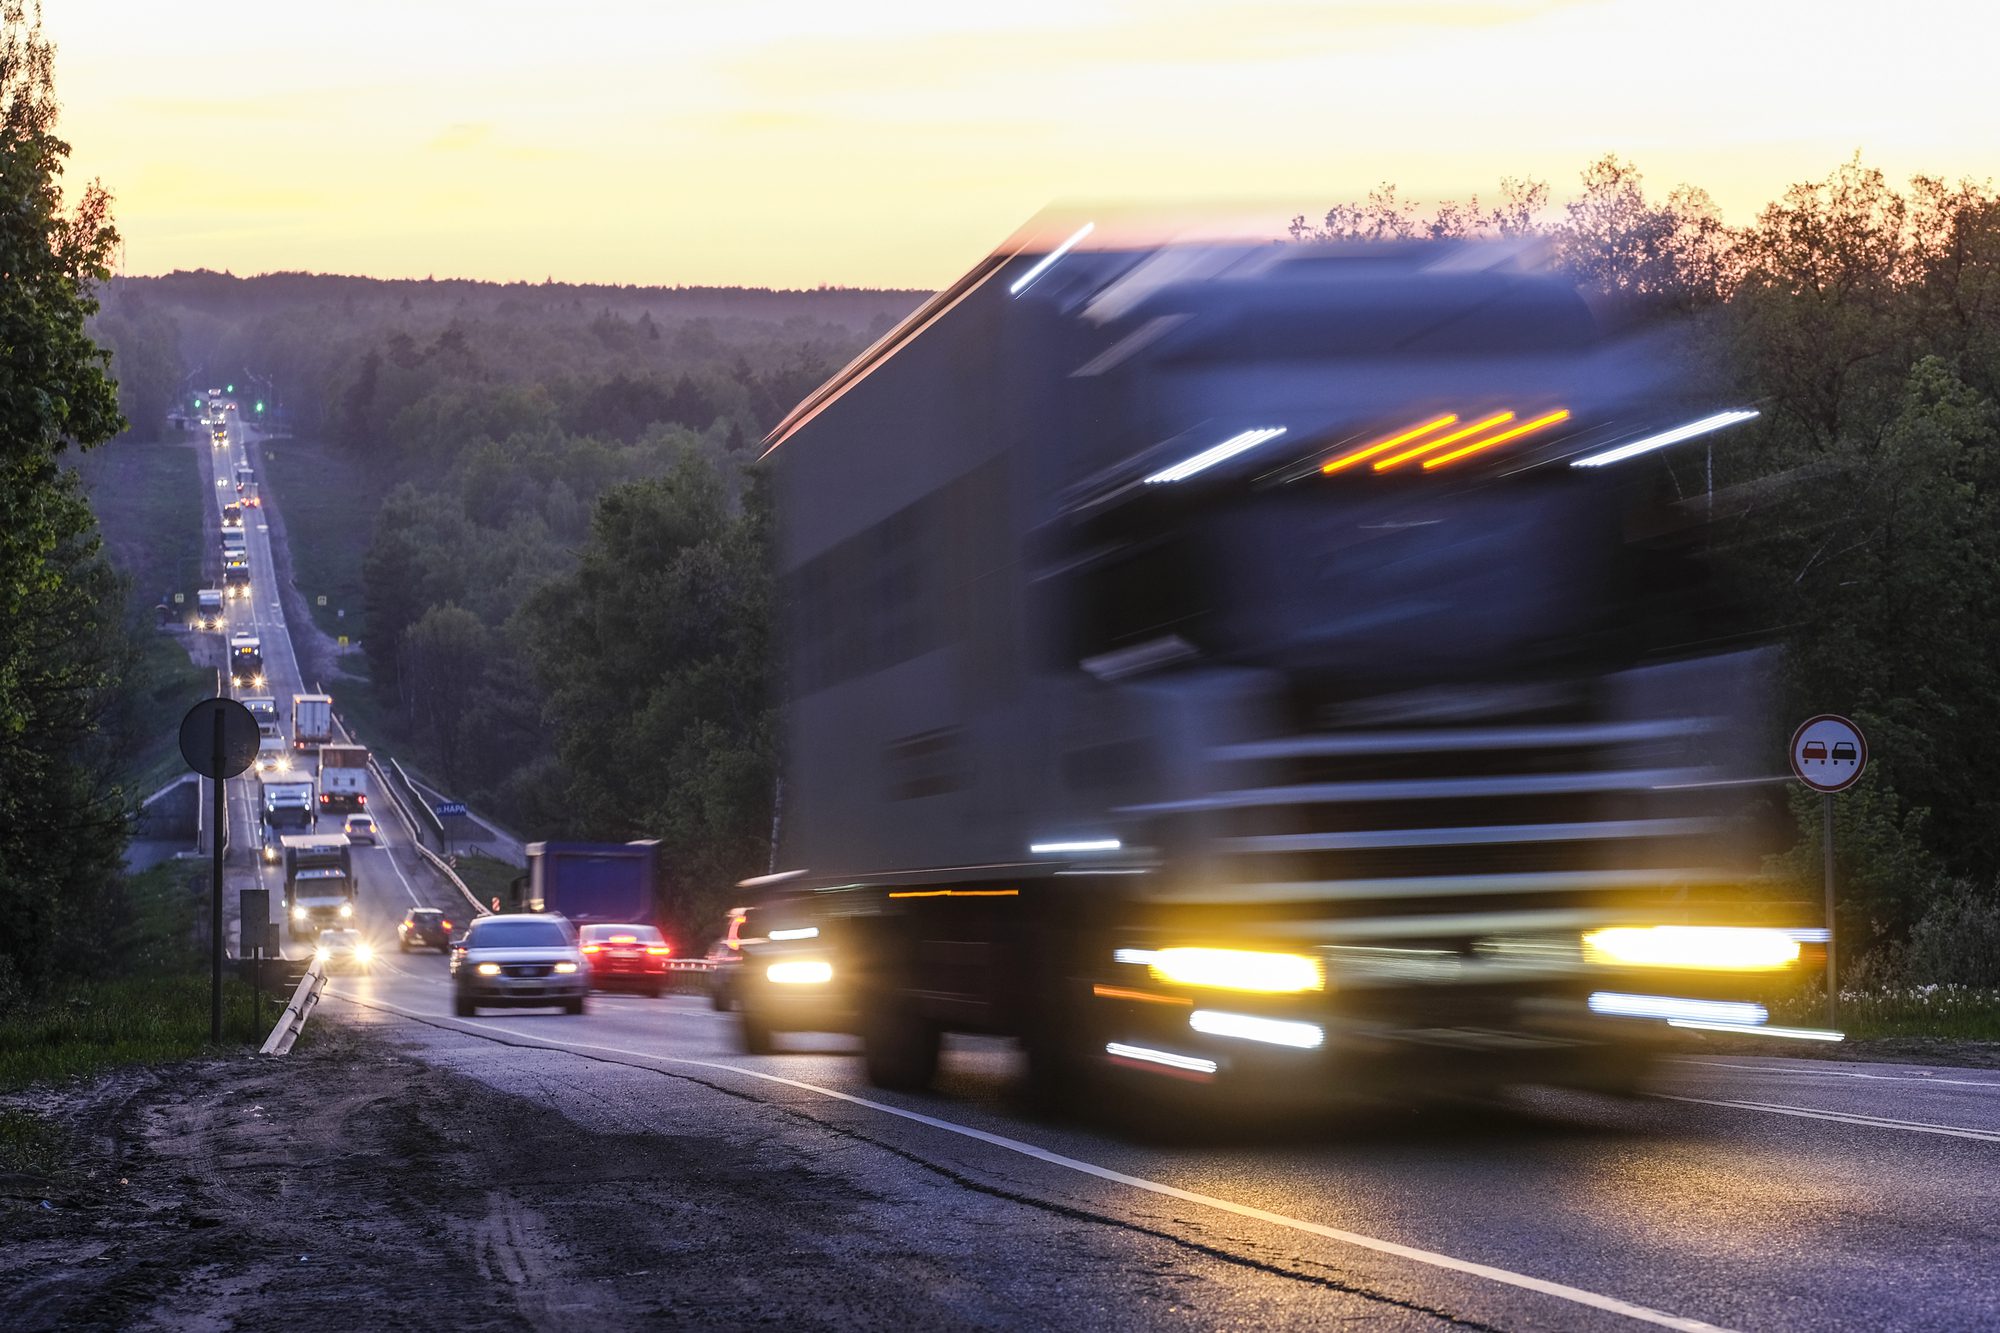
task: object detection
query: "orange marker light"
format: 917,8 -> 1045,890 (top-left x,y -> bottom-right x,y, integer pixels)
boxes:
1422,409 -> 1571,469
1374,411 -> 1514,470
1322,414 -> 1457,474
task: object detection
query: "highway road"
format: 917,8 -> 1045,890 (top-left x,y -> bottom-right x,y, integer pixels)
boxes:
196,408 -> 1998,1332
322,958 -> 2000,1332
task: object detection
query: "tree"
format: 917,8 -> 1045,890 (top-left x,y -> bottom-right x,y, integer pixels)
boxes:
0,0 -> 130,994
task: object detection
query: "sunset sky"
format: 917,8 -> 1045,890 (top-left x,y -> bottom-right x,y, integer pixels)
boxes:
52,0 -> 1998,291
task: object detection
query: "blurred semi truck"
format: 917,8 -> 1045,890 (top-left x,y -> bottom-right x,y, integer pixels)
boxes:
525,841 -> 662,928
739,224 -> 1817,1106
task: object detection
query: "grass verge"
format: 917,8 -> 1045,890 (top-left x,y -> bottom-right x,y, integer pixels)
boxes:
451,853 -> 525,913
0,974 -> 267,1094
256,437 -> 385,641
1771,984 -> 2000,1041
74,434 -> 206,603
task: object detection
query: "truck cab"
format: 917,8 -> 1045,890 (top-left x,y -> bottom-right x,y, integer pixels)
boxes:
281,833 -> 354,939
221,502 -> 243,531
229,634 -> 265,690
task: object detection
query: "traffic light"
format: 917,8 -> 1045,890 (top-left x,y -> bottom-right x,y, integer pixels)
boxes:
226,383 -> 234,393
194,397 -> 203,407
255,401 -> 265,413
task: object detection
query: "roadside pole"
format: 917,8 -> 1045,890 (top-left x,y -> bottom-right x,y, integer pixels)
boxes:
212,710 -> 224,1042
1788,714 -> 1869,1029
1822,792 -> 1837,1024
180,698 -> 259,1047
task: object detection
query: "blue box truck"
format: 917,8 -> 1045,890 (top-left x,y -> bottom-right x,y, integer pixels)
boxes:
525,840 -> 662,927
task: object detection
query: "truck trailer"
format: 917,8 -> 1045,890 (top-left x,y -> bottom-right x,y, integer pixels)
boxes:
317,743 -> 369,813
739,225 -> 1814,1108
525,841 -> 662,928
292,694 -> 333,751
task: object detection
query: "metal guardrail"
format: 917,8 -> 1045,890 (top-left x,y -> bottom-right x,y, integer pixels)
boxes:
413,842 -> 489,919
393,757 -> 446,839
261,958 -> 327,1055
364,752 -> 489,919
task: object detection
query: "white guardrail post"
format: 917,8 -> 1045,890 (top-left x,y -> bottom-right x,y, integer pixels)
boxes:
261,958 -> 327,1055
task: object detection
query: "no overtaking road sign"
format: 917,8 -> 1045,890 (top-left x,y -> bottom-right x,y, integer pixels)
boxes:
1789,714 -> 1868,793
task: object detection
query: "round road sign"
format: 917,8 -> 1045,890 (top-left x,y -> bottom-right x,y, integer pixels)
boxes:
1789,714 -> 1868,793
178,697 -> 261,779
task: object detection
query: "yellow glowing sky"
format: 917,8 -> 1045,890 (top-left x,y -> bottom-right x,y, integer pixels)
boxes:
52,0 -> 2000,289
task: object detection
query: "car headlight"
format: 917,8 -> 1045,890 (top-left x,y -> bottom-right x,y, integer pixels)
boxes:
1118,947 -> 1325,994
553,962 -> 578,974
1582,926 -> 1801,972
338,902 -> 354,918
292,905 -> 308,920
314,946 -> 329,962
354,943 -> 373,963
767,960 -> 833,985
476,962 -> 501,976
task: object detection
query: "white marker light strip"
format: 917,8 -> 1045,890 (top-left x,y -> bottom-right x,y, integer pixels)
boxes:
1785,928 -> 1832,943
1143,427 -> 1288,484
1588,992 -> 1767,1026
1571,410 -> 1759,468
1113,948 -> 1158,966
768,926 -> 819,941
1190,1009 -> 1324,1049
1031,838 -> 1123,854
338,994 -> 1737,1332
1104,1042 -> 1219,1074
1009,222 -> 1094,296
1667,1020 -> 1843,1042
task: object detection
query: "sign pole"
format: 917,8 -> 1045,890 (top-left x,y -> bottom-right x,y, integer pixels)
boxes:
1823,791 -> 1837,1026
211,708 -> 225,1044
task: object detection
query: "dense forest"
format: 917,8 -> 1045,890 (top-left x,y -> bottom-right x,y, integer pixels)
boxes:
85,266 -> 918,944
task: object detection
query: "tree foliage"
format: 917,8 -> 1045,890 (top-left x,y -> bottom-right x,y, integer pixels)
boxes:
0,0 -> 136,995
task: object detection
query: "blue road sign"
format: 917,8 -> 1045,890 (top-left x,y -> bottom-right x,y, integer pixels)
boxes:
435,801 -> 468,817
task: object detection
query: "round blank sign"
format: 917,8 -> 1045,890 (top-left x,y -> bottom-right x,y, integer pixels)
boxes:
179,697 -> 262,779
1789,714 -> 1868,793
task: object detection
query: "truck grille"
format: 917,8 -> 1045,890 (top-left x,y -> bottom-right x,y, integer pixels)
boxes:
1118,666 -> 1762,948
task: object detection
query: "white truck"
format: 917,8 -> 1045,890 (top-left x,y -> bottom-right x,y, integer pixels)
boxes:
258,772 -> 316,861
292,694 -> 334,752
192,588 -> 225,632
316,743 -> 369,814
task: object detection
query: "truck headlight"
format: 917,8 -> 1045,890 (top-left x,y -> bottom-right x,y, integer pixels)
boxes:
1118,947 -> 1324,994
354,943 -> 373,964
1582,927 -> 1801,972
292,906 -> 308,921
767,960 -> 833,985
338,902 -> 354,919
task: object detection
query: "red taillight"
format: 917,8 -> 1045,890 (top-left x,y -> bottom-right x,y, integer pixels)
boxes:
442,921 -> 452,931
357,794 -> 367,805
645,945 -> 672,956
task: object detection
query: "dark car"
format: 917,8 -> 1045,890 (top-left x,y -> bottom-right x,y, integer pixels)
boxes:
1830,741 -> 1858,763
398,907 -> 454,953
579,923 -> 673,997
450,914 -> 587,1016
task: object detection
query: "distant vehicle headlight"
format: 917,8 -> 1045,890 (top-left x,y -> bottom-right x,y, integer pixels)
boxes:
314,946 -> 329,962
553,962 -> 578,974
338,902 -> 354,919
291,906 -> 308,921
476,962 -> 501,976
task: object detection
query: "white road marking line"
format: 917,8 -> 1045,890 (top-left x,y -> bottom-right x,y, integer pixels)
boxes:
1675,1059 -> 2000,1090
1659,1094 -> 2000,1142
334,992 -> 1730,1332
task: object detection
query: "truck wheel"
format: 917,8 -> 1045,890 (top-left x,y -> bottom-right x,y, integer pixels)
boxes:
860,995 -> 940,1091
709,984 -> 730,1012
738,1003 -> 776,1055
454,995 -> 475,1018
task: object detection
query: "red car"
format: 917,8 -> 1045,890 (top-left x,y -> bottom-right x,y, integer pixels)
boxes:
579,923 -> 673,997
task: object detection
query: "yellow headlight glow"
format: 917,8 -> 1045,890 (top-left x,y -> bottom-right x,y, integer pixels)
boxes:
476,962 -> 501,976
768,960 -> 833,985
354,944 -> 373,963
1140,947 -> 1324,994
1583,926 -> 1801,972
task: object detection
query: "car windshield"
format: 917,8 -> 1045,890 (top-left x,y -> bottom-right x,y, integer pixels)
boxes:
409,910 -> 441,922
467,921 -> 569,948
581,924 -> 663,944
349,817 -> 373,828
